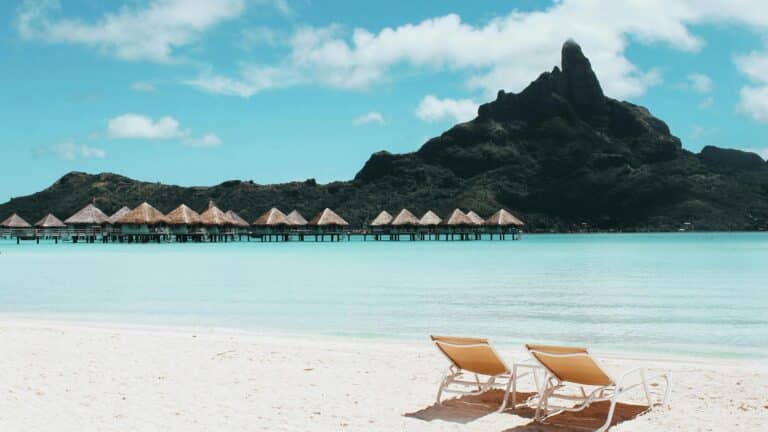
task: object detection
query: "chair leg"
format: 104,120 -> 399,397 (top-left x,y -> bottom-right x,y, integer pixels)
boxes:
496,376 -> 514,413
662,374 -> 672,408
535,379 -> 555,421
436,375 -> 450,404
596,392 -> 620,432
640,370 -> 652,408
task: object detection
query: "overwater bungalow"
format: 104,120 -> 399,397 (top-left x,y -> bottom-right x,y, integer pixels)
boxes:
65,203 -> 109,242
106,206 -> 131,238
286,210 -> 308,227
108,207 -> 131,225
34,213 -> 66,242
368,210 -> 393,240
166,204 -> 203,242
391,209 -> 420,240
226,210 -> 250,239
442,209 -> 474,240
309,208 -> 349,241
485,209 -> 525,240
1,213 -> 33,242
252,208 -> 290,241
116,202 -> 170,242
418,210 -> 442,240
466,210 -> 486,240
200,201 -> 233,241
466,210 -> 485,225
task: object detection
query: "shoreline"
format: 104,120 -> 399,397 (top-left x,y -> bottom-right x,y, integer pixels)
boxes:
1,317 -> 766,431
2,314 -> 765,364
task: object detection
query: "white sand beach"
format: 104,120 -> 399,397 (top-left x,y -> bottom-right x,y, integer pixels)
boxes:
0,319 -> 766,431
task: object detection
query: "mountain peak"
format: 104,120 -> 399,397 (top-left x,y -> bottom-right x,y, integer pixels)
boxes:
560,39 -> 606,115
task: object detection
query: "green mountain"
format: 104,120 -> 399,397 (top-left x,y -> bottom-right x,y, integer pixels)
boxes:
3,40 -> 768,231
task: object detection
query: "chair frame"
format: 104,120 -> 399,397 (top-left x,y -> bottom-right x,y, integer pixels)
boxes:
527,349 -> 672,432
433,340 -> 540,413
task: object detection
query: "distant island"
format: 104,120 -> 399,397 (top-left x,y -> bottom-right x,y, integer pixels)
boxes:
2,40 -> 768,232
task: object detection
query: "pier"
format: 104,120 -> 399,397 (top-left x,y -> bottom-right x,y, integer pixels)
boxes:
1,205 -> 524,245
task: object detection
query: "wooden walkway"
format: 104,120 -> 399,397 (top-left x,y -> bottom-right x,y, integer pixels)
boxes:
1,227 -> 521,244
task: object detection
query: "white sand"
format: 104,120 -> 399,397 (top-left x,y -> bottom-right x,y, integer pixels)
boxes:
0,319 -> 766,431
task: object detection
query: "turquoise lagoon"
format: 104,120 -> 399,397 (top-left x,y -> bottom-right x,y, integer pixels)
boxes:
0,233 -> 766,358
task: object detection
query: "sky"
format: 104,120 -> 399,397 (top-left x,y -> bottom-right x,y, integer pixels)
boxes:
1,0 -> 767,202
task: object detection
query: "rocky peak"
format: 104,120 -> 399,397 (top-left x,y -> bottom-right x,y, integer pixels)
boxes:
560,39 -> 606,117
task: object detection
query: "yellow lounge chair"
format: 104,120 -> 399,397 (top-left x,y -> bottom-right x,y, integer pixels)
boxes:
431,335 -> 537,412
526,344 -> 671,432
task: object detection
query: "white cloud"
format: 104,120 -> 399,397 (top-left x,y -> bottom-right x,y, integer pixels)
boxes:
686,73 -> 713,93
16,0 -> 246,62
131,81 -> 156,92
735,51 -> 768,123
106,113 -> 222,147
185,1 -> 768,100
735,51 -> 768,84
415,95 -> 478,123
107,114 -> 185,139
738,86 -> 768,124
184,64 -> 301,97
183,133 -> 222,148
353,112 -> 385,126
35,140 -> 107,160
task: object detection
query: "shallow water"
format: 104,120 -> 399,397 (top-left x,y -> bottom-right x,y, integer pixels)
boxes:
1,233 -> 766,358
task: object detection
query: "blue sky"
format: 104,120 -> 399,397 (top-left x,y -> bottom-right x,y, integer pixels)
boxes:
1,0 -> 767,202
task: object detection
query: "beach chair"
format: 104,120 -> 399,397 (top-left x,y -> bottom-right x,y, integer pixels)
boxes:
526,344 -> 671,432
431,335 -> 536,412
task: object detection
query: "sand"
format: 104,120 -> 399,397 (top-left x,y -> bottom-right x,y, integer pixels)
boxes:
0,319 -> 766,431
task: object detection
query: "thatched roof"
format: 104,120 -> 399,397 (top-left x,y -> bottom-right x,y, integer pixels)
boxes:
391,209 -> 420,226
166,204 -> 201,225
309,208 -> 349,226
199,202 -> 232,226
419,210 -> 442,226
108,207 -> 131,224
226,210 -> 250,227
443,209 -> 474,226
253,208 -> 289,226
34,213 -> 66,228
485,209 -> 525,226
117,202 -> 169,225
1,213 -> 32,228
370,210 -> 393,226
286,210 -> 308,226
466,210 -> 485,225
65,204 -> 109,225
